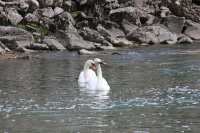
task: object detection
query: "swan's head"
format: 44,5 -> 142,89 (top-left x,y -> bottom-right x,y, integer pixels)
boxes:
84,60 -> 96,70
93,58 -> 106,65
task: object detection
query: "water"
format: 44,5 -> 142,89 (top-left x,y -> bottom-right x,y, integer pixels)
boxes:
1,44 -> 200,133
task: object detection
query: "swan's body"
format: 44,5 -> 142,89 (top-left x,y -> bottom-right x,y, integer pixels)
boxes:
94,59 -> 110,90
78,60 -> 97,89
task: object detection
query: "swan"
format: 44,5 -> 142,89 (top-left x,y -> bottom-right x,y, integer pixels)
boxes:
94,58 -> 110,90
78,59 -> 97,89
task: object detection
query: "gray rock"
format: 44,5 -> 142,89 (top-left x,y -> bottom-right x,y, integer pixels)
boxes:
163,15 -> 185,35
24,13 -> 39,22
55,30 -> 96,50
160,6 -> 170,18
28,43 -> 49,50
110,37 -> 133,47
27,0 -> 40,9
79,27 -> 112,46
43,37 -> 66,51
79,49 -> 98,55
53,0 -> 63,6
38,0 -> 54,7
0,26 -> 34,50
127,25 -> 177,44
42,7 -> 55,18
109,6 -> 147,26
54,7 -> 64,16
184,20 -> 200,40
178,35 -> 193,44
6,8 -> 23,25
121,19 -> 138,35
97,24 -> 133,47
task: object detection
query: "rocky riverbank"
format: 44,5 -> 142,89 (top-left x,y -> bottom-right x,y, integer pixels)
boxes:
0,0 -> 200,56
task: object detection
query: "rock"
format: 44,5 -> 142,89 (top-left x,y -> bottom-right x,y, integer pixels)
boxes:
78,49 -> 98,55
24,13 -> 39,22
0,41 -> 10,52
178,35 -> 193,44
28,43 -> 49,50
96,24 -> 134,47
55,30 -> 96,50
104,0 -> 120,9
55,11 -> 76,31
163,15 -> 185,35
121,19 -> 138,35
42,7 -> 55,18
109,6 -> 148,26
43,36 -> 66,51
38,0 -> 54,7
79,27 -> 112,46
53,0 -> 63,7
6,8 -> 23,25
160,6 -> 170,18
54,7 -> 64,16
127,25 -> 177,44
27,0 -> 40,9
0,26 -> 34,50
184,20 -> 200,40
110,37 -> 133,47
19,1 -> 29,12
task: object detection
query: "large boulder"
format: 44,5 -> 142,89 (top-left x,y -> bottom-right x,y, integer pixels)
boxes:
163,15 -> 185,35
97,24 -> 134,47
43,36 -> 66,51
184,20 -> 200,40
55,30 -> 97,50
79,27 -> 112,46
127,25 -> 177,44
0,26 -> 34,50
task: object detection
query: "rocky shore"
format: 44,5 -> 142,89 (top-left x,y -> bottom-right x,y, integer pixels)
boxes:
0,0 -> 200,57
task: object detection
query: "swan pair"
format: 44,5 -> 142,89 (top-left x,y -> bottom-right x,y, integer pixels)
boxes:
78,58 -> 110,90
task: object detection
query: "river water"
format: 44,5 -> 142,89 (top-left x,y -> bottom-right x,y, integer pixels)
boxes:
1,44 -> 200,133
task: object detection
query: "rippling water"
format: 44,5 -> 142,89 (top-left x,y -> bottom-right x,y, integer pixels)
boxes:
1,44 -> 200,133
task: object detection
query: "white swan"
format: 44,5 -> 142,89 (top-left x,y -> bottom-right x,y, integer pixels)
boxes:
78,60 -> 97,89
94,58 -> 110,90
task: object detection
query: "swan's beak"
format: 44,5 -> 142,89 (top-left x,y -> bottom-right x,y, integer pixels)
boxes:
100,60 -> 107,65
90,63 -> 97,71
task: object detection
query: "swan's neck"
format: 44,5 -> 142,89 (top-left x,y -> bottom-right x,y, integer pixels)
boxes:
83,63 -> 90,71
97,64 -> 102,79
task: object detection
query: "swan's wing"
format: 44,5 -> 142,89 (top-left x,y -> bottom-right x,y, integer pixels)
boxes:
96,77 -> 110,90
78,71 -> 86,87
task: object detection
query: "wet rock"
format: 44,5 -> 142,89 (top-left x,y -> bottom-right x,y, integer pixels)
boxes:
178,35 -> 193,44
78,49 -> 98,55
127,25 -> 177,44
55,30 -> 96,50
0,26 -> 34,50
110,37 -> 133,47
54,7 -> 64,16
43,36 -> 66,51
163,15 -> 185,35
0,41 -> 10,53
6,8 -> 23,25
184,20 -> 200,40
28,43 -> 49,50
53,0 -> 63,7
38,0 -> 54,7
